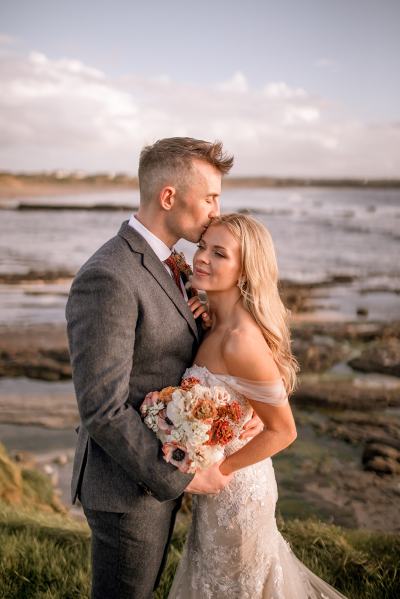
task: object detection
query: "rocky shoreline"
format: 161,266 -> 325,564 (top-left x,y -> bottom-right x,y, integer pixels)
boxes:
0,274 -> 399,531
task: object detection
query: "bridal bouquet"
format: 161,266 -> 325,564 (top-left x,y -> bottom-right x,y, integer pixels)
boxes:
140,376 -> 243,473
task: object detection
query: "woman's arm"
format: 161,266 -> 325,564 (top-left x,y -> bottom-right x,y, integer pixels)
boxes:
218,329 -> 297,476
219,401 -> 297,475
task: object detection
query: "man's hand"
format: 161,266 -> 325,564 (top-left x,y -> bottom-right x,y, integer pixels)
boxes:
240,410 -> 264,440
185,460 -> 233,495
187,295 -> 212,329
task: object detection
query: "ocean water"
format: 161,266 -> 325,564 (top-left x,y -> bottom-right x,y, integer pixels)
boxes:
0,186 -> 399,324
1,187 -> 399,513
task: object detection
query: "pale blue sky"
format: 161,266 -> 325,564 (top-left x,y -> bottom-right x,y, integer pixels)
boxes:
2,0 -> 399,119
0,0 -> 399,175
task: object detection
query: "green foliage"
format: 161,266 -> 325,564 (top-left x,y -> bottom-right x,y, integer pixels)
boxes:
0,443 -> 64,513
21,468 -> 61,512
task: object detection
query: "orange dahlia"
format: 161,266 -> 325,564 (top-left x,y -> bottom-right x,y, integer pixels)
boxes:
181,376 -> 200,390
217,401 -> 243,423
208,419 -> 234,446
159,386 -> 177,403
192,398 -> 218,421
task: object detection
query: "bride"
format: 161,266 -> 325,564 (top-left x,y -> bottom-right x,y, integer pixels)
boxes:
168,213 -> 347,599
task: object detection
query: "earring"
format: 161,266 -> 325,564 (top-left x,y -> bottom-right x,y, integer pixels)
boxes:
237,276 -> 246,289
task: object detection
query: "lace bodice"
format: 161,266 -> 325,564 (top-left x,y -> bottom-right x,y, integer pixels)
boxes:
168,365 -> 347,599
184,364 -> 288,457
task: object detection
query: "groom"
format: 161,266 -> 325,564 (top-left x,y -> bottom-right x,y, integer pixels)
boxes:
66,137 -> 262,599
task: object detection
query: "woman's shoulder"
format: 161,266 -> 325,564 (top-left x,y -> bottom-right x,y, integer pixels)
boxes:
222,320 -> 279,382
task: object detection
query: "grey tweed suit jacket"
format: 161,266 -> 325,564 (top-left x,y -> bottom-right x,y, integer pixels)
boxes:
66,221 -> 197,511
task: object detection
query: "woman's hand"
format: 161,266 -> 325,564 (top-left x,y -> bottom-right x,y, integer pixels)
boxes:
240,410 -> 264,440
218,459 -> 234,476
187,295 -> 212,328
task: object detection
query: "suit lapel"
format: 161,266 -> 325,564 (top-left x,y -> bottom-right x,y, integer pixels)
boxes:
118,221 -> 199,342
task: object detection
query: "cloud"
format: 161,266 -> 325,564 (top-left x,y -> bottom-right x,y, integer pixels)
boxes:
217,71 -> 248,93
0,46 -> 399,177
263,81 -> 307,99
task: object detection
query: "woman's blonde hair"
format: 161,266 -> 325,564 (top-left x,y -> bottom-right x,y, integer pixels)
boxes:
210,213 -> 299,394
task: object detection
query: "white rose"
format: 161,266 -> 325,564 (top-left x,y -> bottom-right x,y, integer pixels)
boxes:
166,396 -> 185,425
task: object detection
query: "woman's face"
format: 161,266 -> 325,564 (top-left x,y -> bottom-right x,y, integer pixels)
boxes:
191,224 -> 242,292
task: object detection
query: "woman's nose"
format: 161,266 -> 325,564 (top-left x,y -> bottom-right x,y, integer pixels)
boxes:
195,250 -> 210,264
198,254 -> 210,264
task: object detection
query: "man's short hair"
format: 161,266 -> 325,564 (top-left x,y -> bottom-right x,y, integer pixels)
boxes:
138,137 -> 234,204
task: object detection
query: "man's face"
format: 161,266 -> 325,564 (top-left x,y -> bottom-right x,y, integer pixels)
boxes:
168,159 -> 222,243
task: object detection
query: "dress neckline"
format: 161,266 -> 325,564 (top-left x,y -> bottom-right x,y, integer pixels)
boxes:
191,364 -> 284,387
192,364 -> 231,377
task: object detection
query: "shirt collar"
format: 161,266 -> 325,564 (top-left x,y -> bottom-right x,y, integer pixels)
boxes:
128,214 -> 172,262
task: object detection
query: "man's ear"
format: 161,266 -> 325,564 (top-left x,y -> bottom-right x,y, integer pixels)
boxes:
159,186 -> 176,211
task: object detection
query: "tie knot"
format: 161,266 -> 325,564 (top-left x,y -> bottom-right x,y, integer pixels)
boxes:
164,252 -> 179,269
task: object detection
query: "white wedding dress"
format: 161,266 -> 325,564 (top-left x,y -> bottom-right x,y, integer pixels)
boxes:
168,365 -> 347,599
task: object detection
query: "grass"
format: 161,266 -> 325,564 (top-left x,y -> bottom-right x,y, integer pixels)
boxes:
0,502 -> 90,598
280,517 -> 400,599
0,501 -> 399,599
0,443 -> 399,598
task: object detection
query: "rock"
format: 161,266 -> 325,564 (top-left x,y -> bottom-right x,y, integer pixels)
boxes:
364,456 -> 400,476
310,404 -> 400,465
13,451 -> 37,469
362,442 -> 400,465
292,337 -> 350,372
53,454 -> 69,466
349,338 -> 400,377
0,378 -> 78,428
292,320 -> 400,344
0,324 -> 71,381
43,464 -> 59,486
0,349 -> 72,380
0,269 -> 74,284
279,282 -> 312,313
293,378 -> 400,411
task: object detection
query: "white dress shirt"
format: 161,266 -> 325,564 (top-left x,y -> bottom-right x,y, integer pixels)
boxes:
128,214 -> 188,299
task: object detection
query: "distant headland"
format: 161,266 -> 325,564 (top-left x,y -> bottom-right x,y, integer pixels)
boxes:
1,171 -> 400,199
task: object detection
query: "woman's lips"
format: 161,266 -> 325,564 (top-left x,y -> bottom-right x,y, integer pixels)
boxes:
194,267 -> 210,277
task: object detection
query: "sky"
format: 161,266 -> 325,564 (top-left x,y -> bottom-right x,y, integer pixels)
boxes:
0,0 -> 399,177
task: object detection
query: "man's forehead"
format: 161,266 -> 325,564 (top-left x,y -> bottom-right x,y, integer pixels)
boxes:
191,159 -> 221,181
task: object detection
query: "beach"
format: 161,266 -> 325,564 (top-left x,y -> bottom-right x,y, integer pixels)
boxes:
0,183 -> 399,532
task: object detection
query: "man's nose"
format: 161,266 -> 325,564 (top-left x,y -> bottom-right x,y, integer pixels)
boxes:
209,198 -> 220,217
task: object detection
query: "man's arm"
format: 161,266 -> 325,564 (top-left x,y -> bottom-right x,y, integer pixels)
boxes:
66,265 -> 194,502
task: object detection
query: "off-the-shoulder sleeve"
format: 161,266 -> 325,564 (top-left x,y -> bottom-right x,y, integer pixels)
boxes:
216,374 -> 288,406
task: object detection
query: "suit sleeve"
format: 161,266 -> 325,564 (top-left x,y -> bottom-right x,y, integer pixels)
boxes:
66,265 -> 194,502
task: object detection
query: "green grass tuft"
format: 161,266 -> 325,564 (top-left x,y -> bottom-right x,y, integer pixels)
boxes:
0,502 -> 90,599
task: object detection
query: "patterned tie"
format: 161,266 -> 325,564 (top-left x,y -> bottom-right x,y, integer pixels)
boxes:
164,252 -> 184,296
